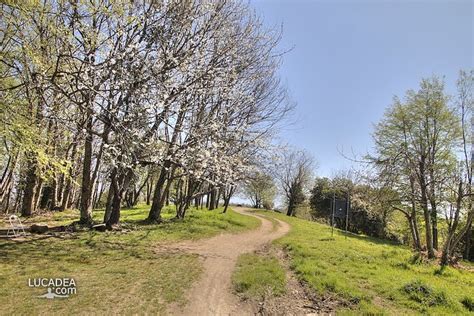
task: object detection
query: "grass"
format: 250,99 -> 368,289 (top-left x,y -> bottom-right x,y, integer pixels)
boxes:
259,210 -> 474,315
0,205 -> 260,314
1,205 -> 260,242
232,253 -> 286,300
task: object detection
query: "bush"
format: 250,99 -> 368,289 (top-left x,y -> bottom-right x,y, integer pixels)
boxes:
408,253 -> 430,265
262,200 -> 274,210
461,297 -> 474,311
402,280 -> 448,307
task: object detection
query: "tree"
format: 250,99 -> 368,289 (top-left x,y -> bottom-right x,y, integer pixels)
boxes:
275,149 -> 314,216
0,0 -> 291,230
309,177 -> 333,217
310,174 -> 396,239
243,172 -> 277,209
440,70 -> 473,265
0,1 -> 71,216
372,76 -> 462,259
143,1 -> 291,222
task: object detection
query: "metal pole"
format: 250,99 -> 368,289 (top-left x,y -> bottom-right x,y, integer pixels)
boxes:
345,191 -> 350,239
331,192 -> 335,237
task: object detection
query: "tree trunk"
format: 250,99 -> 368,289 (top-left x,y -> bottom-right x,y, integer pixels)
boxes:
146,178 -> 153,205
60,139 -> 78,211
79,116 -> 94,225
421,198 -> 434,258
104,182 -> 114,223
408,211 -> 422,251
106,191 -> 122,228
440,241 -> 451,266
408,176 -> 421,250
214,188 -> 221,209
413,218 -> 421,250
430,199 -> 439,250
223,197 -> 231,213
105,168 -> 133,227
57,173 -> 64,207
148,162 -> 171,222
51,175 -> 59,209
222,185 -> 235,213
441,181 -> 468,265
147,173 -> 166,222
95,182 -> 106,209
34,178 -> 43,211
419,159 -> 435,258
60,179 -> 72,211
69,184 -> 78,209
21,158 -> 38,216
1,153 -> 17,207
5,182 -> 12,213
408,216 -> 420,250
465,222 -> 472,260
14,186 -> 22,212
209,187 -> 216,210
287,195 -> 295,216
132,174 -> 149,206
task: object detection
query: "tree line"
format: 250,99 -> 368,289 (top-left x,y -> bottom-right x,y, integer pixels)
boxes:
0,0 -> 291,228
244,73 -> 474,266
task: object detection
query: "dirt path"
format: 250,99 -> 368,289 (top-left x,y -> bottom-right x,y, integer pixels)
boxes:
166,207 -> 291,316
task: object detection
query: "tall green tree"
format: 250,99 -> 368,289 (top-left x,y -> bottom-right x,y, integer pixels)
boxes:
373,77 -> 461,258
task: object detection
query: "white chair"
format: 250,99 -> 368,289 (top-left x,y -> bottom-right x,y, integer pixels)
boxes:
7,215 -> 26,237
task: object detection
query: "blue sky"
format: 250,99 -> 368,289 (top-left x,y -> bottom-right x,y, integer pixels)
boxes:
250,0 -> 473,177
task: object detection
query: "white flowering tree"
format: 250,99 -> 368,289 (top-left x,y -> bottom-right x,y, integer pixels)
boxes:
0,0 -> 291,228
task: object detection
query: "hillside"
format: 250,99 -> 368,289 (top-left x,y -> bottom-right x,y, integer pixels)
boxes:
260,211 -> 474,315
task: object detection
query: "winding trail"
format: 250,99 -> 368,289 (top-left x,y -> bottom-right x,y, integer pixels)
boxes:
167,207 -> 291,316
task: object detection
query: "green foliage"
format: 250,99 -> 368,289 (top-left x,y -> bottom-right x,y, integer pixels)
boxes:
289,180 -> 306,211
232,253 -> 286,300
260,211 -> 474,315
309,177 -> 333,216
402,280 -> 448,307
371,76 -> 465,257
309,177 -> 398,240
0,59 -> 69,183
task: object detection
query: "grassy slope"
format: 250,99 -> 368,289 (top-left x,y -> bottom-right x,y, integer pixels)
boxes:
0,205 -> 260,315
260,210 -> 474,315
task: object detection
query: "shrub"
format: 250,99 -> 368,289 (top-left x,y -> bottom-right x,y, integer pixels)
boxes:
408,253 -> 429,265
402,280 -> 448,307
461,297 -> 474,311
392,262 -> 409,270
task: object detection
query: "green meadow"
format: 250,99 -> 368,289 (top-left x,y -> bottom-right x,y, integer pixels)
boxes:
261,211 -> 474,315
0,206 -> 260,315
